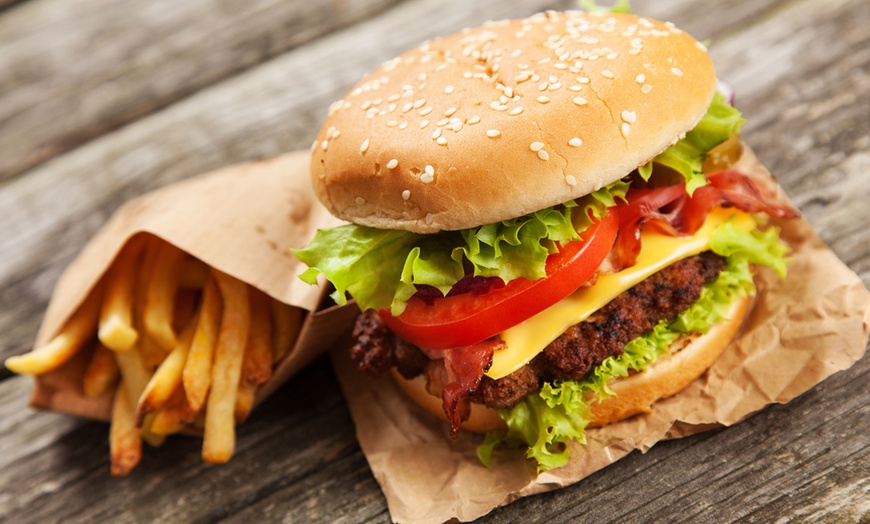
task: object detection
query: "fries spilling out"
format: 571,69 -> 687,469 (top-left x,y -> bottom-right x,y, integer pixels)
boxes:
5,234 -> 304,476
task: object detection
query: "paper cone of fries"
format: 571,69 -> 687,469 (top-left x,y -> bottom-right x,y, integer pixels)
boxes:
6,151 -> 357,475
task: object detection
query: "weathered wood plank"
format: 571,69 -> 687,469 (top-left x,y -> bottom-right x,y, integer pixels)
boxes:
0,0 -> 402,181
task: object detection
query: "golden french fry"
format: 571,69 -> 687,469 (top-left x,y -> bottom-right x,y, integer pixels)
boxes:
242,288 -> 273,386
110,381 -> 142,476
143,241 -> 186,351
113,346 -> 165,445
234,382 -> 257,425
133,237 -> 168,368
5,288 -> 102,375
151,385 -> 198,435
98,238 -> 145,351
183,275 -> 222,411
178,256 -> 208,289
270,299 -> 303,363
202,269 -> 250,464
136,311 -> 198,426
83,342 -> 120,397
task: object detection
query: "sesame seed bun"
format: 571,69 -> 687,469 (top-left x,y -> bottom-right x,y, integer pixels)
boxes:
311,11 -> 716,233
390,294 -> 752,433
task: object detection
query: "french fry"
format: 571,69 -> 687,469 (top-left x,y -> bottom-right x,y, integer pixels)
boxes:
234,382 -> 257,425
202,269 -> 250,464
134,237 -> 168,368
136,312 -> 198,426
242,288 -> 273,386
110,381 -> 142,477
113,346 -> 165,446
83,342 -> 120,397
151,385 -> 198,435
143,241 -> 186,351
183,275 -> 222,411
98,238 -> 144,351
270,299 -> 303,363
5,288 -> 102,375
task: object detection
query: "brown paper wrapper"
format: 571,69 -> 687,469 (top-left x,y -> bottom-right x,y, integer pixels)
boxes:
28,151 -> 358,422
330,148 -> 870,523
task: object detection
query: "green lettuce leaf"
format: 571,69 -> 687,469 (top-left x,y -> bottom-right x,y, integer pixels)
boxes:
639,92 -> 745,194
479,218 -> 789,472
293,181 -> 628,315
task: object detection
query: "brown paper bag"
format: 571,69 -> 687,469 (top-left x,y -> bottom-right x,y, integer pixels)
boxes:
330,148 -> 870,523
27,151 -> 358,422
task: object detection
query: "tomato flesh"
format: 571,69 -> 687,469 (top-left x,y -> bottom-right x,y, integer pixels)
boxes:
379,212 -> 619,349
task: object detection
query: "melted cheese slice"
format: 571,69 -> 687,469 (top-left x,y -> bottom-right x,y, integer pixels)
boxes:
486,209 -> 755,380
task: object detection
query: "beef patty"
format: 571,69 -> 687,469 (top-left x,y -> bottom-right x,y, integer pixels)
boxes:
350,252 -> 725,411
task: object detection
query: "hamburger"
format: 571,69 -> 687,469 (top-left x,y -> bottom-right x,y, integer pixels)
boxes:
294,10 -> 798,470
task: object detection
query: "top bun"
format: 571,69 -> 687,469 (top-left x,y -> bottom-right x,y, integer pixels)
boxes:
311,11 -> 716,233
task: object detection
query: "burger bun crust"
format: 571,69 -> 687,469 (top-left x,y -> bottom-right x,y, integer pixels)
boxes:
311,11 -> 717,233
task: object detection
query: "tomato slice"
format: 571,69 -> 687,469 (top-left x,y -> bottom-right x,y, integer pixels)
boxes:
379,211 -> 619,350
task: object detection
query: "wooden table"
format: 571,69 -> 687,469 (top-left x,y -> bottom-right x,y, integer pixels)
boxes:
1,0 -> 868,521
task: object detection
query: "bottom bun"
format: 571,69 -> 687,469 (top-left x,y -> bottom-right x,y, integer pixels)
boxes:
391,294 -> 752,434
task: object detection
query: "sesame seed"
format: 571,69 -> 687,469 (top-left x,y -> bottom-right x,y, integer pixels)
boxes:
671,67 -> 683,76
437,136 -> 448,145
578,76 -> 590,84
413,99 -> 426,108
421,173 -> 434,183
419,106 -> 433,116
504,86 -> 514,97
621,110 -> 637,123
538,81 -> 549,91
568,137 -> 583,147
420,119 -> 430,128
486,129 -> 501,138
451,121 -> 462,131
437,118 -> 450,126
629,48 -> 641,55
509,106 -> 524,116
388,94 -> 401,102
360,138 -> 370,153
386,158 -> 398,169
432,128 -> 442,139
554,62 -> 568,70
402,102 -> 413,112
573,97 -> 588,106
399,121 -> 408,129
621,123 -> 631,137
548,82 -> 562,91
566,175 -> 578,186
641,84 -> 652,93
606,52 -> 619,60
530,141 -> 544,152
636,73 -> 645,83
387,120 -> 398,127
321,140 -> 329,151
602,70 -> 614,79
425,165 -> 434,175
361,100 -> 372,110
445,85 -> 455,94
537,150 -> 550,161
356,197 -> 366,205
468,116 -> 481,125
569,85 -> 583,92
310,140 -> 317,152
537,96 -> 550,103
402,190 -> 411,200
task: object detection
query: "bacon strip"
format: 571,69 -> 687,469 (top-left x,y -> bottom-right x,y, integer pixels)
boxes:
614,169 -> 799,269
438,339 -> 502,437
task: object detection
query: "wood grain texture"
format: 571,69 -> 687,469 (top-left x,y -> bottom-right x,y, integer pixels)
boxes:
0,0 -> 867,522
0,0 -> 402,181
